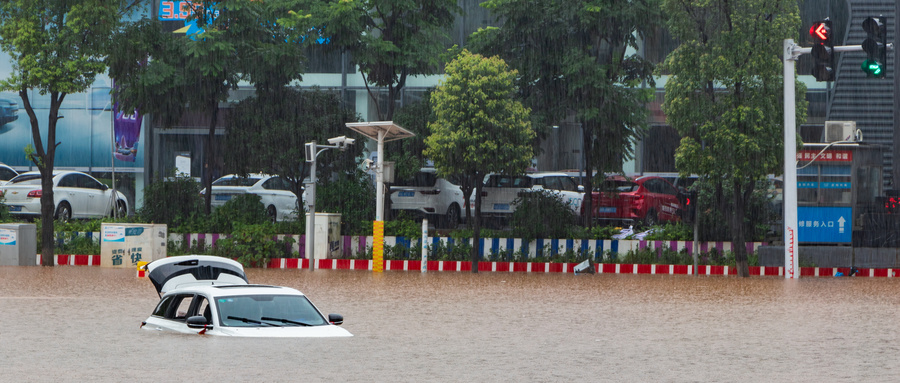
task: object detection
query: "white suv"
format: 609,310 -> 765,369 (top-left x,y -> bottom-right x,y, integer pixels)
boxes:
475,172 -> 584,218
389,168 -> 466,228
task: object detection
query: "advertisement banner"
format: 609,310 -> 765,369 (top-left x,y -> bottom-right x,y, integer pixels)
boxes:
113,104 -> 142,162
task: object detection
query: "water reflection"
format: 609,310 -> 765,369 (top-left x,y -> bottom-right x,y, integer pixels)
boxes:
1,267 -> 898,382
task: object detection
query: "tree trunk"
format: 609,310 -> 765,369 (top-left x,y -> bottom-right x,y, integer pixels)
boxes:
20,89 -> 64,266
731,180 -> 751,277
203,102 -> 219,215
471,176 -> 483,273
581,121 -> 594,228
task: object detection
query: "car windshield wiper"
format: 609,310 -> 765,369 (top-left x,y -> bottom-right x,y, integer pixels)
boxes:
227,316 -> 281,327
260,316 -> 313,326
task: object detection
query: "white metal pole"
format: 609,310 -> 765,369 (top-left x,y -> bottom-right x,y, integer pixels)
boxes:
375,130 -> 385,221
783,39 -> 799,279
306,140 -> 316,270
421,218 -> 428,273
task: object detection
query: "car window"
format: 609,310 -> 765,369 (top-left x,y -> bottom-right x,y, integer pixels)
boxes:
152,295 -> 175,317
0,167 -> 15,181
556,176 -> 578,191
262,177 -> 292,191
58,174 -> 78,187
77,174 -> 104,190
602,179 -> 638,192
394,172 -> 437,187
172,294 -> 195,321
213,176 -> 261,187
9,174 -> 42,185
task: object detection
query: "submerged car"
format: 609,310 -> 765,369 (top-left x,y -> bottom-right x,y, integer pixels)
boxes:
141,255 -> 352,338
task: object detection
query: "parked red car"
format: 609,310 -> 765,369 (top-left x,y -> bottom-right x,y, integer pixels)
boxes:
582,175 -> 683,227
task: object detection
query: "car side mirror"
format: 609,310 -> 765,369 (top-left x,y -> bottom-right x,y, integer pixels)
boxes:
577,185 -> 584,192
186,315 -> 212,329
328,313 -> 344,326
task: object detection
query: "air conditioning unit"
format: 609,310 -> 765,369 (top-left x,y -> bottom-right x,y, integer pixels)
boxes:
824,121 -> 857,142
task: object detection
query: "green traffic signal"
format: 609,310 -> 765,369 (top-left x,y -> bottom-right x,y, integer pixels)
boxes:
861,59 -> 884,77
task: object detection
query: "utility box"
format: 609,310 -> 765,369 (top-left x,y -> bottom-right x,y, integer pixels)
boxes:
100,223 -> 167,268
0,223 -> 37,266
307,213 -> 341,260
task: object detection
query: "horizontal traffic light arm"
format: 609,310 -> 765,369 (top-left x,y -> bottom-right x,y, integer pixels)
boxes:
789,43 -> 893,58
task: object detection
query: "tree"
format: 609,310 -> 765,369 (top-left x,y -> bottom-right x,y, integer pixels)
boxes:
469,0 -> 660,227
223,87 -> 361,208
424,50 -> 534,272
303,0 -> 460,121
660,0 -> 806,276
0,0 -> 139,266
108,0 -> 310,214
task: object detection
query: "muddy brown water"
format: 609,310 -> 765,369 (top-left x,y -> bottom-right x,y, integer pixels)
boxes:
1,267 -> 899,382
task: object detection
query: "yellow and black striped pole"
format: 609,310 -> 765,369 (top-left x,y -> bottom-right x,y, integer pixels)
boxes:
373,220 -> 384,272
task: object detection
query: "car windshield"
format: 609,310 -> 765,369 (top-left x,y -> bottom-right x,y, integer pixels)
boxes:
216,294 -> 327,327
8,174 -> 42,185
213,177 -> 261,187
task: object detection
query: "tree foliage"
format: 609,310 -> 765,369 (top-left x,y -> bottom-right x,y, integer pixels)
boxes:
223,87 -> 361,204
468,0 -> 661,226
294,0 -> 460,120
0,0 -> 139,265
424,50 -> 534,271
660,0 -> 807,276
108,0 -> 310,214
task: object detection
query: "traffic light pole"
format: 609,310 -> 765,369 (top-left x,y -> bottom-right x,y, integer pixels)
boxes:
783,39 -> 890,279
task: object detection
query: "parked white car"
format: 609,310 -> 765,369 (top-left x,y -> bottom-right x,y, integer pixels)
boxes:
0,163 -> 17,185
0,170 -> 128,221
141,255 -> 351,338
201,174 -> 302,222
474,172 -> 584,218
390,168 -> 466,228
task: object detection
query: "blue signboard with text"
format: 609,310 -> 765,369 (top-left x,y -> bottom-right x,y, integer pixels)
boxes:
798,206 -> 852,243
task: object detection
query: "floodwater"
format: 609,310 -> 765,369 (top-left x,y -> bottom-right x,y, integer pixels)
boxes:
1,267 -> 899,383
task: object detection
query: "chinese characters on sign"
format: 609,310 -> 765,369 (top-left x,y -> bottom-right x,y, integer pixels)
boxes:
796,150 -> 853,162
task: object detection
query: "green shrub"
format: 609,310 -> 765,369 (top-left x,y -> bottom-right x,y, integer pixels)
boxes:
316,168 -> 375,236
209,194 -> 269,233
509,190 -> 577,240
212,224 -> 295,266
138,176 -> 204,230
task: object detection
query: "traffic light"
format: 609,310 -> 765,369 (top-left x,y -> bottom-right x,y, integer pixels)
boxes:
810,19 -> 835,81
861,16 -> 887,78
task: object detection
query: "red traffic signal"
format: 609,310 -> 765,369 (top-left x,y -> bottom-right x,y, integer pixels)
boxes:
810,22 -> 831,42
810,19 -> 835,82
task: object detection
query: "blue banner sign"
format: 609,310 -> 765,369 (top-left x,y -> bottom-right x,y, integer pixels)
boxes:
798,206 -> 852,243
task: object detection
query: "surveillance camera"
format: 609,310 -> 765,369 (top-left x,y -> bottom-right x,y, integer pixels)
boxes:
327,136 -> 346,145
363,158 -> 374,169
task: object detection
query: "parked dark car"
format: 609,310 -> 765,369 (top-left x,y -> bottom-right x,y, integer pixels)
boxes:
583,175 -> 683,227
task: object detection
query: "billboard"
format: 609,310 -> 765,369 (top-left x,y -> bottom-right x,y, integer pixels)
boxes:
0,52 -> 144,169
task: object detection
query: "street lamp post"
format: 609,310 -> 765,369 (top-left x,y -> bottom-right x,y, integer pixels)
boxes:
345,122 -> 415,273
305,136 -> 355,270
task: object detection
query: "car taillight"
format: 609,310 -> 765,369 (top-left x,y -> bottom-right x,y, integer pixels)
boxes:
420,190 -> 441,195
27,190 -> 41,198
